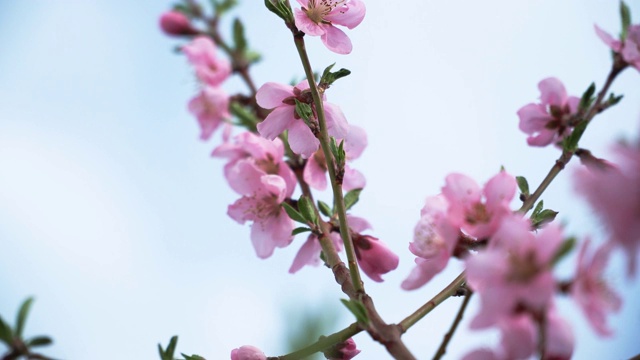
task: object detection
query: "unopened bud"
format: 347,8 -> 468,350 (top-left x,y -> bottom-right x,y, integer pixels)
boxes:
159,11 -> 198,36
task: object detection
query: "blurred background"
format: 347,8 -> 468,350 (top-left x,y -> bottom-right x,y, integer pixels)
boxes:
0,0 -> 639,358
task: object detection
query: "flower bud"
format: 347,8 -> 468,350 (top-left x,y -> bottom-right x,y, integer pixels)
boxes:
323,338 -> 361,360
230,345 -> 266,360
353,235 -> 399,282
159,11 -> 198,36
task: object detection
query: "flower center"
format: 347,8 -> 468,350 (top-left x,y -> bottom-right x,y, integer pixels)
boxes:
465,203 -> 491,225
304,0 -> 346,24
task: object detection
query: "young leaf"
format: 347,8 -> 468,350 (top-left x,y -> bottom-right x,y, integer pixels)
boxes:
15,297 -> 34,338
621,1 -> 631,39
532,209 -> 559,229
26,335 -> 53,347
292,227 -> 312,236
298,195 -> 318,225
562,119 -> 588,152
532,200 -> 544,218
232,18 -> 247,53
551,237 -> 576,266
158,335 -> 179,360
294,99 -> 314,125
282,202 -> 307,224
319,63 -> 351,87
340,299 -> 369,325
182,354 -> 207,360
230,102 -> 259,131
516,176 -> 530,196
608,93 -> 624,107
0,317 -> 13,344
317,200 -> 333,217
578,82 -> 596,112
344,188 -> 363,211
214,0 -> 238,14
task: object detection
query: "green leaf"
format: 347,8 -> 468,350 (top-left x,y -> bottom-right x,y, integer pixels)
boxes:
298,195 -> 318,225
532,209 -> 559,229
230,102 -> 258,131
0,316 -> 13,344
292,227 -> 312,235
282,202 -> 307,224
608,93 -> 624,106
532,200 -> 544,218
344,188 -> 363,211
294,99 -> 314,125
621,1 -> 631,39
232,18 -> 247,53
317,200 -> 333,217
516,176 -> 530,196
264,0 -> 293,22
26,335 -> 53,347
214,0 -> 238,14
182,354 -> 206,360
15,297 -> 34,338
159,336 -> 179,360
551,237 -> 576,266
340,299 -> 369,325
562,119 -> 588,152
578,82 -> 596,112
319,63 -> 351,87
245,51 -> 262,64
329,137 -> 346,167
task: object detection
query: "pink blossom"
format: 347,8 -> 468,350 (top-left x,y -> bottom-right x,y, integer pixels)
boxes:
212,132 -> 297,197
517,77 -> 579,147
227,162 -> 294,259
441,171 -> 516,240
571,240 -> 621,336
183,36 -> 232,86
574,141 -> 640,276
256,81 -> 349,158
294,0 -> 366,54
289,232 -> 342,273
230,345 -> 266,360
188,86 -> 230,140
303,125 -> 367,190
159,11 -> 198,36
349,217 -> 398,282
324,338 -> 361,359
596,24 -> 640,70
401,195 -> 460,290
466,216 -> 561,329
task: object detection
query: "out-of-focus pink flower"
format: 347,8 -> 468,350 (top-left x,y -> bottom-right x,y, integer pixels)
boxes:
348,216 -> 398,282
183,36 -> 232,86
466,216 -> 562,329
293,0 -> 366,54
545,310 -> 575,360
324,338 -> 361,359
517,77 -> 579,147
230,345 -> 266,360
188,86 -> 230,140
159,11 -> 198,36
212,132 -> 297,197
571,240 -> 621,336
574,141 -> 640,276
441,171 -> 516,240
227,162 -> 294,259
595,24 -> 640,70
304,125 -> 367,190
289,232 -> 343,273
256,81 -> 349,158
401,195 -> 460,290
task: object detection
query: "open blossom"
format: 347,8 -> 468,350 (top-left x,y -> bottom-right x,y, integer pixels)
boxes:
595,24 -> 640,70
159,11 -> 198,36
466,215 -> 562,329
188,86 -> 230,140
517,77 -> 579,147
289,232 -> 342,273
573,140 -> 640,276
227,162 -> 294,259
441,170 -> 516,240
256,81 -> 349,158
230,345 -> 266,360
212,132 -> 297,197
571,240 -> 621,337
294,0 -> 366,54
183,36 -> 232,86
304,125 -> 367,191
349,216 -> 398,282
401,195 -> 459,290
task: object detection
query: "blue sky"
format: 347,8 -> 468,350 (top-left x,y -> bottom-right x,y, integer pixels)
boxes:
0,0 -> 638,359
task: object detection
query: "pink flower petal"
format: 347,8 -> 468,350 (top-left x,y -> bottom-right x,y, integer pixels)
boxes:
325,0 -> 366,29
343,166 -> 365,192
594,24 -> 622,52
344,125 -> 367,159
294,8 -> 326,36
289,235 -> 322,273
538,77 -> 567,107
287,120 -> 320,158
321,24 -> 353,54
324,102 -> 350,138
303,155 -> 328,190
483,170 -> 516,210
256,82 -> 295,109
257,106 -> 296,140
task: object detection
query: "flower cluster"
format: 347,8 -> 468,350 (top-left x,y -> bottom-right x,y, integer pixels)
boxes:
596,23 -> 640,71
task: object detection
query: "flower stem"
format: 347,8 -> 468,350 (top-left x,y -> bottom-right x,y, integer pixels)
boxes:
432,290 -> 473,360
399,272 -> 467,333
291,33 -> 365,294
